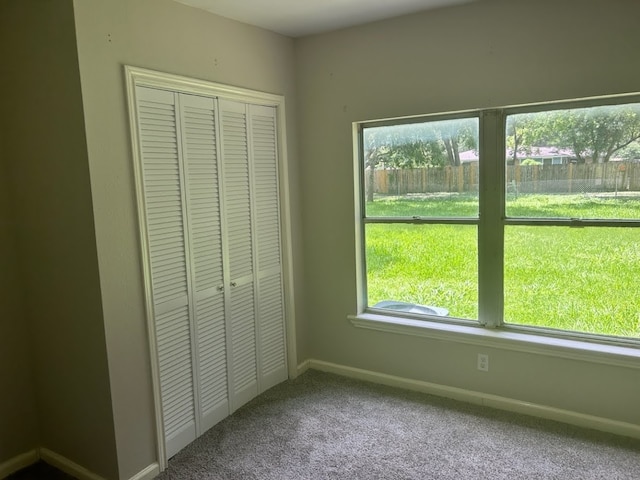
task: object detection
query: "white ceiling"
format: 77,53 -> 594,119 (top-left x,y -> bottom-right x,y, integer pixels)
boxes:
174,0 -> 476,37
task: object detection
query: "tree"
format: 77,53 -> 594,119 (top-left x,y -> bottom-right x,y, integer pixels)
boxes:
617,140 -> 640,161
362,119 -> 478,201
507,104 -> 640,164
506,113 -> 545,165
437,118 -> 477,166
543,105 -> 640,163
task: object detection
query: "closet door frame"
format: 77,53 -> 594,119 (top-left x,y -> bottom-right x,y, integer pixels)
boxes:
125,65 -> 297,469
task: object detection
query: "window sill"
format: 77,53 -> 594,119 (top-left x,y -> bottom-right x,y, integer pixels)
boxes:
348,312 -> 640,369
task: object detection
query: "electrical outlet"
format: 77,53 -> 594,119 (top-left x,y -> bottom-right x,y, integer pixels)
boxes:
477,353 -> 489,372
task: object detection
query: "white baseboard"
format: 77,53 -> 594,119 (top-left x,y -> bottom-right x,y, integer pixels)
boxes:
1,448 -> 158,480
0,450 -> 39,479
307,359 -> 640,440
6,362 -> 636,480
40,449 -> 159,480
128,463 -> 160,480
296,359 -> 311,376
39,448 -> 106,480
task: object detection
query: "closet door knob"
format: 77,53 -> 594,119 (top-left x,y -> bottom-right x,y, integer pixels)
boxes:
230,281 -> 237,287
216,285 -> 224,292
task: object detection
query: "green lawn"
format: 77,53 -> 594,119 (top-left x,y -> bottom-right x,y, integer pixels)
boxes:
366,194 -> 640,338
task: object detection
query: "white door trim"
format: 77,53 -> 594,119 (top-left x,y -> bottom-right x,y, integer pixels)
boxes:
124,65 -> 297,470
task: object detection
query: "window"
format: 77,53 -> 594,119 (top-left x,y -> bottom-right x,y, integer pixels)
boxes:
360,116 -> 480,321
356,96 -> 640,342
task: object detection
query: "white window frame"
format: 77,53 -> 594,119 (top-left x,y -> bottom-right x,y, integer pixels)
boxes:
350,93 -> 640,368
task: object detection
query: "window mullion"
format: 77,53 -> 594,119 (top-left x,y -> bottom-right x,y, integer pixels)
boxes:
354,123 -> 368,314
478,110 -> 505,328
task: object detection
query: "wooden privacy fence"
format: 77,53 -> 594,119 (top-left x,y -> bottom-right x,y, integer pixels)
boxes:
371,162 -> 640,195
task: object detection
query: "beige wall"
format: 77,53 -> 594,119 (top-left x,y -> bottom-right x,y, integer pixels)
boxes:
72,0 -> 302,477
0,1 -> 118,477
295,0 -> 640,426
5,0 -> 639,476
0,40 -> 39,461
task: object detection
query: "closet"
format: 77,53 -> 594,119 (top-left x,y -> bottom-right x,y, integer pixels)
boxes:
131,82 -> 288,459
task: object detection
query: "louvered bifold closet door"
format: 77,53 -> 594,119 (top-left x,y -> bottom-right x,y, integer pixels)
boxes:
248,105 -> 288,391
135,86 -> 197,458
219,99 -> 258,411
178,93 -> 229,432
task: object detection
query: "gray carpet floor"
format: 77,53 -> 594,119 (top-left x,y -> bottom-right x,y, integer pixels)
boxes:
156,369 -> 640,479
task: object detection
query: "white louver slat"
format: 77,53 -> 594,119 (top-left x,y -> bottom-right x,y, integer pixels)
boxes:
249,105 -> 288,391
132,81 -> 288,463
250,109 -> 282,273
136,86 -> 196,458
220,102 -> 253,282
256,274 -> 285,367
179,93 -> 229,431
219,99 -> 257,410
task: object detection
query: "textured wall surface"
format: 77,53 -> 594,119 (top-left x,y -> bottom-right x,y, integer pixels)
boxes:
295,0 -> 640,426
0,0 -> 118,477
0,28 -> 39,459
72,0 -> 301,477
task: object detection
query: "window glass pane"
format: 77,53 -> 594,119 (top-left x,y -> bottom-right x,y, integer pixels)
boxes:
505,103 -> 640,219
504,226 -> 640,337
366,224 -> 478,320
363,117 -> 480,218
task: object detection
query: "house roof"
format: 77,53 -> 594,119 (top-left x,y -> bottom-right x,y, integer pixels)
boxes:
513,146 -> 575,158
459,147 -> 576,163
